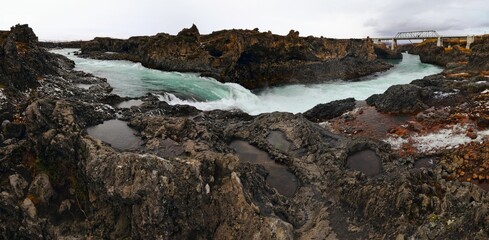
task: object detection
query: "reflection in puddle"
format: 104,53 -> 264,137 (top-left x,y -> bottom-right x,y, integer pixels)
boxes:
346,150 -> 382,177
414,157 -> 436,169
87,119 -> 143,150
266,131 -> 292,152
230,140 -> 299,197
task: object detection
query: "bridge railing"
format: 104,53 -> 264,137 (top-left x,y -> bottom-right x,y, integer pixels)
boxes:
394,30 -> 440,39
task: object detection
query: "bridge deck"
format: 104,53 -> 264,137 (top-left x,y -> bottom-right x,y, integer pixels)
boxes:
375,36 -> 469,41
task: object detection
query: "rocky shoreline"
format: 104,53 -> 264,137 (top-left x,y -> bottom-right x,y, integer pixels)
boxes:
70,25 -> 392,89
1,24 -> 489,239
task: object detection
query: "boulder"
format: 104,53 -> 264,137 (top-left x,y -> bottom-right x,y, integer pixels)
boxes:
303,98 -> 356,122
28,173 -> 54,204
9,174 -> 28,198
366,84 -> 431,114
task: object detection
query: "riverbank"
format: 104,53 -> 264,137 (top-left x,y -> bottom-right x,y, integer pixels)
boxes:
1,24 -> 489,239
51,48 -> 441,114
66,25 -> 392,89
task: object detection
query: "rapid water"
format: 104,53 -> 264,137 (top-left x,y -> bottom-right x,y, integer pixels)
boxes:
51,48 -> 442,115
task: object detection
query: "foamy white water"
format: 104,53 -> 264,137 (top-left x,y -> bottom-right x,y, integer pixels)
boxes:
52,48 -> 442,115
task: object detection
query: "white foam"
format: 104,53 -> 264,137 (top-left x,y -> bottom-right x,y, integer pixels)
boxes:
385,124 -> 489,153
51,49 -> 442,115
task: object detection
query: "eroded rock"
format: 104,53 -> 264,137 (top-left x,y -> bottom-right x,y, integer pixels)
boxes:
28,173 -> 54,204
303,97 -> 356,122
9,174 -> 28,198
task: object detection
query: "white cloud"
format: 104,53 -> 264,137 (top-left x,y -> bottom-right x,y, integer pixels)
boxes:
1,0 -> 488,40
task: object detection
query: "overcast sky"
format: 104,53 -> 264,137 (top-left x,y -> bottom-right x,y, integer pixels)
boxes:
1,0 -> 488,40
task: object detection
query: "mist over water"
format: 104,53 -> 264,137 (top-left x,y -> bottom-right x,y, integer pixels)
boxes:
52,49 -> 442,115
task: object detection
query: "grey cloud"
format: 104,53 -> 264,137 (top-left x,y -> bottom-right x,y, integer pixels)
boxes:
1,0 -> 488,40
366,0 -> 489,36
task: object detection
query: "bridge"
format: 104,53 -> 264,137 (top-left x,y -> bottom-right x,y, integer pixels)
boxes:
372,30 -> 476,50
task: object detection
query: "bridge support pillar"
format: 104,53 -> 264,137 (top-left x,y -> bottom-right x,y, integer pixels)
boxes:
390,38 -> 397,50
437,37 -> 442,47
466,35 -> 475,49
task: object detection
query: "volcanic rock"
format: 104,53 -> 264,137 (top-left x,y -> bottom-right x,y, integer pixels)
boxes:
367,84 -> 432,114
303,97 -> 356,122
373,43 -> 403,59
0,24 -> 66,90
79,25 -> 392,89
407,41 -> 470,67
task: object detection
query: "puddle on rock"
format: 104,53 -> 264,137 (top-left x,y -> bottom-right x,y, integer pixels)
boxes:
86,119 -> 143,150
229,140 -> 299,197
75,83 -> 93,89
266,131 -> 292,152
414,157 -> 436,169
116,99 -> 144,108
346,150 -> 382,177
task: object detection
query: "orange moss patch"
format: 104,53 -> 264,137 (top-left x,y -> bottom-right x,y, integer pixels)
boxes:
480,71 -> 489,76
15,41 -> 29,54
324,105 -> 413,139
446,72 -> 471,78
440,141 -> 489,186
27,194 -> 41,205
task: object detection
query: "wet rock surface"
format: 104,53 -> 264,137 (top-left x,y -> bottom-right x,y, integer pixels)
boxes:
86,119 -> 143,150
229,140 -> 299,197
345,149 -> 382,177
1,25 -> 489,240
303,97 -> 356,122
76,25 -> 392,89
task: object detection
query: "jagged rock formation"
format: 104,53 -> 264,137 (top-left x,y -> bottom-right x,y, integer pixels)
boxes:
303,97 -> 356,122
405,40 -> 471,68
373,43 -> 402,59
2,25 -> 489,240
368,36 -> 489,114
0,24 -> 64,90
77,25 -> 392,89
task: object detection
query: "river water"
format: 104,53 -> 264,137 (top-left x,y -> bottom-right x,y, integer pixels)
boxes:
51,49 -> 442,115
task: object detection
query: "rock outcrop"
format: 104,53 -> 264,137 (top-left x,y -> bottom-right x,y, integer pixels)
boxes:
78,25 -> 392,89
406,40 -> 470,67
303,97 -> 356,122
2,24 -> 489,240
0,24 -> 65,90
373,43 -> 403,59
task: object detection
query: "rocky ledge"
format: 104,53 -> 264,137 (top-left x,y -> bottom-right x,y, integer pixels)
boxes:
1,25 -> 489,239
74,25 -> 392,89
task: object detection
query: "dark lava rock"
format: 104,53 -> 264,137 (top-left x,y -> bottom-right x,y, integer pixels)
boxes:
346,149 -> 382,177
374,43 -> 402,59
79,25 -> 392,89
408,41 -> 470,67
366,84 -> 432,114
2,122 -> 26,139
466,35 -> 489,72
303,98 -> 356,122
0,24 -> 67,90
